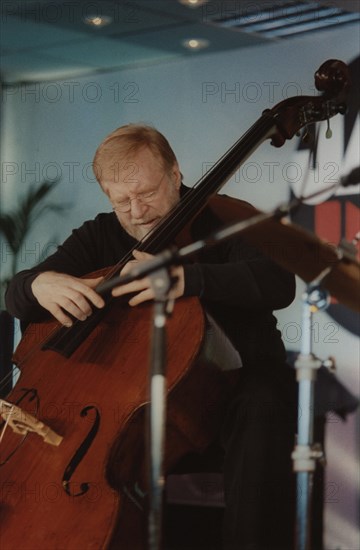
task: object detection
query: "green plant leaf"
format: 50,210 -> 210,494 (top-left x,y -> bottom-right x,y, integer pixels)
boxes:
0,178 -> 67,277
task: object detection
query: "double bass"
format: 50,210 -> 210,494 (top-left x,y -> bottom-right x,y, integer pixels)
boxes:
0,60 -> 352,549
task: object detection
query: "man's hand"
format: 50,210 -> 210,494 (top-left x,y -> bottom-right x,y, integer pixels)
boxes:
31,271 -> 105,326
112,250 -> 185,306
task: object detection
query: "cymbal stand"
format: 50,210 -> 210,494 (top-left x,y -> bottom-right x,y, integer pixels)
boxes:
147,266 -> 175,550
292,272 -> 330,550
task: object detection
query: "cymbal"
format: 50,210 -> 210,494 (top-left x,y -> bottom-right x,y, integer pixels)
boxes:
250,216 -> 359,313
207,195 -> 360,312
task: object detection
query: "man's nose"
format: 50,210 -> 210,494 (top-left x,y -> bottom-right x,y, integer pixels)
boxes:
130,197 -> 148,217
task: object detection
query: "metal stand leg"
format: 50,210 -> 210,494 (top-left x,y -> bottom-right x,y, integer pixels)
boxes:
147,267 -> 175,550
292,283 -> 329,550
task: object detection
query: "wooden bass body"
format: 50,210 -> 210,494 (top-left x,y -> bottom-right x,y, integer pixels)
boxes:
0,297 -> 238,549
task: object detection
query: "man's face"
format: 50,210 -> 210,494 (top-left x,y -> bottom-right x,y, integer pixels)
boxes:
102,147 -> 181,241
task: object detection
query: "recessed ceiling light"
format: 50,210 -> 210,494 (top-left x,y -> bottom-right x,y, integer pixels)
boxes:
83,15 -> 113,27
178,0 -> 209,8
182,38 -> 210,50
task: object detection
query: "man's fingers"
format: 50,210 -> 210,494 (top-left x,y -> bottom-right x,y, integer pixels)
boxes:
119,260 -> 139,276
82,276 -> 104,288
111,276 -> 155,305
73,278 -> 105,309
128,288 -> 153,307
48,305 -> 74,327
51,290 -> 101,326
31,272 -> 106,324
111,278 -> 149,298
61,296 -> 92,320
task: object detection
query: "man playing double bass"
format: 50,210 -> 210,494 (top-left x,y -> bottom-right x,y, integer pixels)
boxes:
6,124 -> 297,549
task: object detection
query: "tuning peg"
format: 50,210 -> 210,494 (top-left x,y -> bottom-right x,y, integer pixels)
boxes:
338,237 -> 358,259
325,119 -> 332,139
323,356 -> 336,373
302,129 -> 312,143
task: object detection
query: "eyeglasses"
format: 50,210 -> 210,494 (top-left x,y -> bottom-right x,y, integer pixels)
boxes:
111,174 -> 166,213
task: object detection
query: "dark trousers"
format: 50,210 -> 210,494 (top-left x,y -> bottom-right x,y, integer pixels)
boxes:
220,363 -> 297,550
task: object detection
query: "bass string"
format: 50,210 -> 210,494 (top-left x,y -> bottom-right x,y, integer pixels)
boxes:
0,319 -> 68,380
0,369 -> 16,394
159,114 -> 273,249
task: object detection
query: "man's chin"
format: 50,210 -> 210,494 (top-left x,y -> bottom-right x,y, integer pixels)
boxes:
126,222 -> 157,241
140,222 -> 158,239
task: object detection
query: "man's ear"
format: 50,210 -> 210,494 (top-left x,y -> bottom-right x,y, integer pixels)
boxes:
172,162 -> 182,189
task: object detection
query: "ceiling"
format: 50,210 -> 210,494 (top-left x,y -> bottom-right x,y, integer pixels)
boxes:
1,0 -> 359,84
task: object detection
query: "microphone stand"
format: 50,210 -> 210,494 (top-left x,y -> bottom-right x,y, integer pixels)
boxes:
98,254 -> 177,550
292,276 -> 330,550
147,267 -> 175,550
96,185 -> 350,550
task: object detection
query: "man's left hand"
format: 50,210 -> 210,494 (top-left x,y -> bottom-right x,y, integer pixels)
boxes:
111,249 -> 184,306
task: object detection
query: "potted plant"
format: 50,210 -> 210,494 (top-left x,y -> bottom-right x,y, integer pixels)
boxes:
0,179 -> 67,393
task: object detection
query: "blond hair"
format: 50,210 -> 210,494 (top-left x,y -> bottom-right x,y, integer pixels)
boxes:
93,124 -> 178,186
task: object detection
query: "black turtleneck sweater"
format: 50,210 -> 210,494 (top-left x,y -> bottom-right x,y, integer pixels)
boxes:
5,194 -> 295,367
